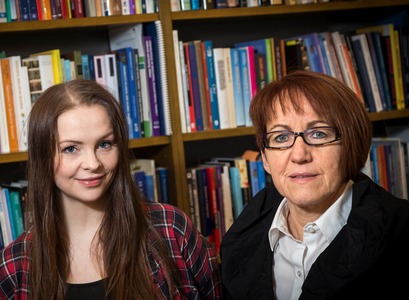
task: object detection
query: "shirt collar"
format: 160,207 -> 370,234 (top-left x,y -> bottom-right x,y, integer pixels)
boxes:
268,180 -> 353,251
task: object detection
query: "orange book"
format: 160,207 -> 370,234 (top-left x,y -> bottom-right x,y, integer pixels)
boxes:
0,59 -> 19,153
40,0 -> 52,19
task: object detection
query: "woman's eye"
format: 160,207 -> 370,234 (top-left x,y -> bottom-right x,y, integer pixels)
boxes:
62,146 -> 76,154
99,141 -> 113,149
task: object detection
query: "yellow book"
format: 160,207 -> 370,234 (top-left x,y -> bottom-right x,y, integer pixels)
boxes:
30,49 -> 63,84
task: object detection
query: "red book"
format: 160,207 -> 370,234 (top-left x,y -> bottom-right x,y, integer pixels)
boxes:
183,42 -> 197,133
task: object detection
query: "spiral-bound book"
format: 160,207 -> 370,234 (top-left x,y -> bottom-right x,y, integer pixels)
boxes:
145,21 -> 172,136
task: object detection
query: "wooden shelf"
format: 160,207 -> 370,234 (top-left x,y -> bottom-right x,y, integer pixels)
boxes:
172,0 -> 409,21
369,109 -> 409,122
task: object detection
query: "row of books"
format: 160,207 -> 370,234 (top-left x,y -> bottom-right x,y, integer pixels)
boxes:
186,152 -> 268,255
171,0 -> 336,12
130,158 -> 170,204
365,136 -> 409,200
0,180 -> 27,249
0,0 -> 158,22
0,22 -> 171,154
174,20 -> 409,133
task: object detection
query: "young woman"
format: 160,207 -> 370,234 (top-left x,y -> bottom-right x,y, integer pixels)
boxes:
0,79 -> 221,299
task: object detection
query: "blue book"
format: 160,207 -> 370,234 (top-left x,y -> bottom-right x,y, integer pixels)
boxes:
18,0 -> 30,21
3,189 -> 17,240
256,160 -> 266,192
203,40 -> 220,130
124,47 -> 142,138
299,33 -> 326,74
81,54 -> 91,80
370,145 -> 380,185
156,167 -> 169,204
235,38 -> 273,83
8,191 -> 24,238
229,167 -> 243,220
238,48 -> 252,126
230,48 -> 245,127
195,167 -> 212,237
371,31 -> 393,110
115,50 -> 135,139
145,175 -> 155,202
134,170 -> 147,200
247,160 -> 259,197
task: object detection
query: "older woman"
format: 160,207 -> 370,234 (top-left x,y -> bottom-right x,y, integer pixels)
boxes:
221,70 -> 409,299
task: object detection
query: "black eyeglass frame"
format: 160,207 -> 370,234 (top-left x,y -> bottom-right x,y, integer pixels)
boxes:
263,126 -> 341,150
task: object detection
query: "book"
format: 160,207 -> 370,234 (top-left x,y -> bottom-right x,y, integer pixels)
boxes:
183,42 -> 197,132
103,53 -> 119,100
223,47 -> 237,129
229,166 -> 243,219
81,54 -> 95,80
364,31 -> 391,111
330,31 -> 363,102
130,159 -> 158,202
350,34 -> 383,112
22,54 -> 55,105
0,64 -> 10,154
186,167 -> 201,230
8,189 -> 24,238
237,46 -> 253,126
0,188 -> 13,246
144,35 -> 161,136
202,40 -> 220,130
194,166 -> 213,237
172,30 -> 189,133
108,24 -> 152,137
93,55 -> 107,88
194,39 -> 211,131
64,50 -> 83,79
186,41 -> 204,132
235,38 -> 273,85
30,49 -> 63,84
156,167 -> 169,204
230,47 -> 245,127
1,58 -> 19,153
357,24 -> 405,110
213,47 -> 230,129
114,47 -> 142,139
144,21 -> 172,136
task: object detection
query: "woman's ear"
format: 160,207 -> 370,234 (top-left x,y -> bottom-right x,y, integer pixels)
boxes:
261,152 -> 271,175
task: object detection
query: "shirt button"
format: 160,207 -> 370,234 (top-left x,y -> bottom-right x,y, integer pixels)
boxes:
306,225 -> 316,233
296,270 -> 302,277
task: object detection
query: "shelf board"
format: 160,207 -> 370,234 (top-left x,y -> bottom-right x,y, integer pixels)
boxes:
183,127 -> 255,141
172,0 -> 409,21
0,13 -> 158,33
369,109 -> 409,121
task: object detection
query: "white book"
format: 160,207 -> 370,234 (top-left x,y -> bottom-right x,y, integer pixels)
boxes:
9,56 -> 31,152
103,53 -> 119,100
93,55 -> 106,87
0,65 -> 10,154
0,188 -> 13,246
223,48 -> 237,129
213,47 -> 230,129
172,30 -> 188,133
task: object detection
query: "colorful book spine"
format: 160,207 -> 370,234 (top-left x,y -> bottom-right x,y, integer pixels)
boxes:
143,35 -> 161,136
230,47 -> 245,127
202,40 -> 220,130
187,41 -> 204,131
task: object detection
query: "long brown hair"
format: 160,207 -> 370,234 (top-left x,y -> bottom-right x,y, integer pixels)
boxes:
27,79 -> 175,299
250,70 -> 372,181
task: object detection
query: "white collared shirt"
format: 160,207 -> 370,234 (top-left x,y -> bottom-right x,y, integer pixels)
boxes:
268,180 -> 353,300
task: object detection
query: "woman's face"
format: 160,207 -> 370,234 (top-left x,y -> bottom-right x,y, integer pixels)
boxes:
54,104 -> 119,207
262,95 -> 345,212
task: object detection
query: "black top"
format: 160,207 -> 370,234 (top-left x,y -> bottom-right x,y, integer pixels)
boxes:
66,279 -> 106,300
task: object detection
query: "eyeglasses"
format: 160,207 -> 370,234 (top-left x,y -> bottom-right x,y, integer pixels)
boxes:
263,126 -> 341,150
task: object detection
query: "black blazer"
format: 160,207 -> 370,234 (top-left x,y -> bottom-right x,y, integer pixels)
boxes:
220,172 -> 409,299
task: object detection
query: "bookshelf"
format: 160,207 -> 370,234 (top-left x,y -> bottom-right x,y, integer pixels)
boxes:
1,0 -> 409,217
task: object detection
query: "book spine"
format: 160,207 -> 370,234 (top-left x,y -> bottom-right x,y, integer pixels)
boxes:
230,47 -> 245,127
183,42 -> 197,132
125,48 -> 142,138
143,35 -> 161,136
187,41 -> 204,131
203,40 -> 220,130
1,59 -> 19,153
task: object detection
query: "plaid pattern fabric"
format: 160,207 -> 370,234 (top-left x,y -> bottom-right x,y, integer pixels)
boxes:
0,203 -> 221,299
